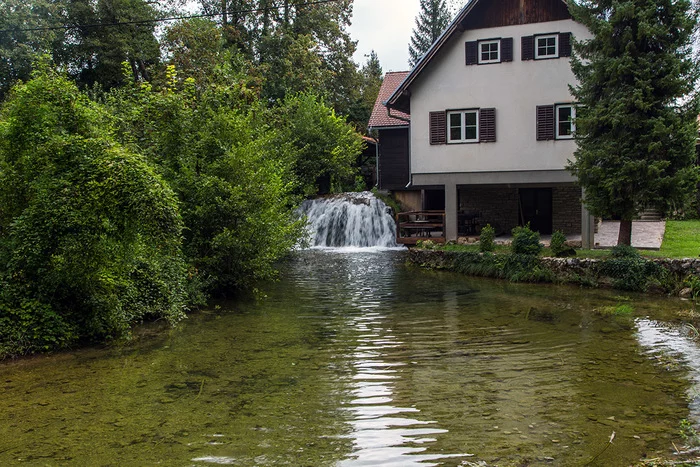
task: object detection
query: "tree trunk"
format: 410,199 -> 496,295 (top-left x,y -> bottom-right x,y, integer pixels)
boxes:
617,219 -> 632,246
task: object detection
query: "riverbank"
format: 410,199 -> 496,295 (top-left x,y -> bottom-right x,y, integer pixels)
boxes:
407,248 -> 700,297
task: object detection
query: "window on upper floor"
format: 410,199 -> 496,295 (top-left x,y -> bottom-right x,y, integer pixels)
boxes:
535,34 -> 558,59
536,104 -> 576,141
465,38 -> 513,65
522,33 -> 572,61
556,104 -> 575,139
479,40 -> 500,64
429,108 -> 496,145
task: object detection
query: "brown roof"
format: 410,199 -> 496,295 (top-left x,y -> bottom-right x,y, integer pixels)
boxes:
368,71 -> 410,129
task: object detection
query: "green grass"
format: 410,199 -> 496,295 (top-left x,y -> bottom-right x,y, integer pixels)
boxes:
656,220 -> 700,258
427,220 -> 700,259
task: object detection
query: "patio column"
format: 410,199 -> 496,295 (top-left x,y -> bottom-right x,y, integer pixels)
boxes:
445,183 -> 458,241
581,188 -> 595,249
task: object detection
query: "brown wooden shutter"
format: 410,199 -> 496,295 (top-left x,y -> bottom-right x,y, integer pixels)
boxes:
429,111 -> 447,145
521,35 -> 534,60
536,105 -> 555,141
479,108 -> 496,143
559,32 -> 572,57
501,38 -> 513,62
465,41 -> 478,65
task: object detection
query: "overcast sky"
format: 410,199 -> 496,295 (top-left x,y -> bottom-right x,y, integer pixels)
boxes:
348,0 -> 421,73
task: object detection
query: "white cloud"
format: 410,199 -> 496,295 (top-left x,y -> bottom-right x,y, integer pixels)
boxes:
349,0 -> 420,73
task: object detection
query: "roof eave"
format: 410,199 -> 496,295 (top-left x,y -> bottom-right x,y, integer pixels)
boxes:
386,0 -> 571,114
386,0 -> 480,113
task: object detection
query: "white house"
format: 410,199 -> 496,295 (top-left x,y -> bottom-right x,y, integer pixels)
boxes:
371,0 -> 595,245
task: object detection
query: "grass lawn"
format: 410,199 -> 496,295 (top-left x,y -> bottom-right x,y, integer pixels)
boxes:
656,220 -> 700,258
422,220 -> 700,259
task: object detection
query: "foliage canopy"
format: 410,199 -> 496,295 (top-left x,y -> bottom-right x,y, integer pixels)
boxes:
567,0 -> 700,245
0,71 -> 187,356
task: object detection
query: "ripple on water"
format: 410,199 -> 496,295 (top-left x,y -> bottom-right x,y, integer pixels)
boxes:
1,250 -> 699,466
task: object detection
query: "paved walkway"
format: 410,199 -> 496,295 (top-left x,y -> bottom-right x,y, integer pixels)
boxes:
594,220 -> 666,250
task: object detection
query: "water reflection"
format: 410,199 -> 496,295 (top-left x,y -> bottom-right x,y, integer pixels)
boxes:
636,319 -> 700,421
1,250 -> 699,466
314,250 -> 469,466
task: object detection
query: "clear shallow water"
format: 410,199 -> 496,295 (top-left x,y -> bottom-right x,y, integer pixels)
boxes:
1,250 -> 699,466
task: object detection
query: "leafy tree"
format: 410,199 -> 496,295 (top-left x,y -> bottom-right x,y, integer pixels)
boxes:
408,0 -> 452,67
346,50 -> 383,131
105,66 -> 305,294
0,0 -> 67,100
0,70 -> 187,356
65,0 -> 162,89
567,0 -> 700,245
275,91 -> 364,197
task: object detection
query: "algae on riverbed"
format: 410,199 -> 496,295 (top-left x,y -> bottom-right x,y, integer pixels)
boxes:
0,250 -> 698,466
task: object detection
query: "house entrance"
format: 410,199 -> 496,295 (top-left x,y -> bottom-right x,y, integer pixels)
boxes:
519,188 -> 552,234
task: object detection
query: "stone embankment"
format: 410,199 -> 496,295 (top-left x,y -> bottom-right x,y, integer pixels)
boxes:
407,249 -> 700,296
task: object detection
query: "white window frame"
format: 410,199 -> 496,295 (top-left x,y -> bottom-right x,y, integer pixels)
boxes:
555,104 -> 575,139
478,40 -> 500,64
535,34 -> 558,59
447,109 -> 479,144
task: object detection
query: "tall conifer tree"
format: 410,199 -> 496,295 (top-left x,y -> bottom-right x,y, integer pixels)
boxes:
567,0 -> 699,246
408,0 -> 451,67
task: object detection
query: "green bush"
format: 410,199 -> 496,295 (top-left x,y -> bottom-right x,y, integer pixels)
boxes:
550,230 -> 567,256
503,254 -> 553,282
0,71 -> 188,356
511,224 -> 543,256
452,251 -> 505,278
598,254 -> 666,292
610,244 -> 640,258
479,224 -> 495,252
105,71 -> 307,295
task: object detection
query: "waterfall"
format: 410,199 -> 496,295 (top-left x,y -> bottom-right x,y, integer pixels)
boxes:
298,192 -> 400,248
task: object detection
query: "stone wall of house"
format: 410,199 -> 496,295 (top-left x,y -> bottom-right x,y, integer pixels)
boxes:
552,185 -> 582,236
459,186 -> 519,235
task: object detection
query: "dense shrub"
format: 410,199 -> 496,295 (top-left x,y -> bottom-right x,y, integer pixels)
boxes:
105,69 -> 307,294
550,230 -> 568,256
452,251 -> 504,278
479,224 -> 495,252
511,224 -> 543,256
0,71 -> 187,356
598,254 -> 666,292
610,244 -> 640,258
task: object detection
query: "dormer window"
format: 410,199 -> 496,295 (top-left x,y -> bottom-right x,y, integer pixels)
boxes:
535,34 -> 558,59
479,40 -> 500,64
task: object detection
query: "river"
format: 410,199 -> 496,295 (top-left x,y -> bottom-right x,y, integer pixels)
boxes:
1,249 -> 699,466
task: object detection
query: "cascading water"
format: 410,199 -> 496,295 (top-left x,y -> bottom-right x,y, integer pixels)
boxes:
298,191 -> 400,248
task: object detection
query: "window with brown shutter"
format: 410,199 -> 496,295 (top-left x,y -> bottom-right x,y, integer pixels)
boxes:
536,105 -> 555,141
501,38 -> 513,62
521,36 -> 534,60
559,32 -> 572,57
465,41 -> 478,65
429,111 -> 447,145
479,108 -> 496,142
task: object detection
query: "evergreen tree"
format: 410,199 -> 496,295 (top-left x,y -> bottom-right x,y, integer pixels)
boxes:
567,0 -> 699,246
408,0 -> 451,68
